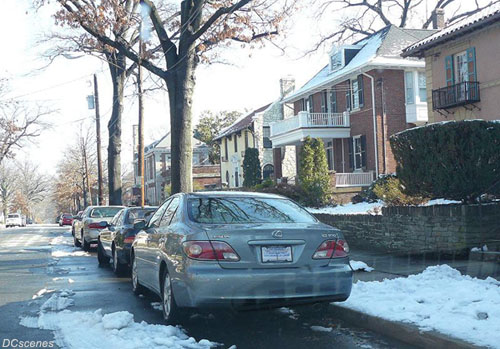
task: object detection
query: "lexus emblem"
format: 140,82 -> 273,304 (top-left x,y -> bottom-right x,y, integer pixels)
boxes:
271,230 -> 283,239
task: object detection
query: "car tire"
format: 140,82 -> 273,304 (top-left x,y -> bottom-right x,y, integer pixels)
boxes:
112,247 -> 127,276
97,240 -> 110,266
131,254 -> 145,296
73,233 -> 81,247
82,232 -> 90,251
161,269 -> 181,324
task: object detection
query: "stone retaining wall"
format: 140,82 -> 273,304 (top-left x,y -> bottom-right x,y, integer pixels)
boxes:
315,203 -> 500,255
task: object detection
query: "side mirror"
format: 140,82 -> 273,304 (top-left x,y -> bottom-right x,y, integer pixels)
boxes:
133,219 -> 146,230
99,221 -> 109,228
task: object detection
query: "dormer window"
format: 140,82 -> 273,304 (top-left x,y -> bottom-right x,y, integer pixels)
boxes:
329,45 -> 362,72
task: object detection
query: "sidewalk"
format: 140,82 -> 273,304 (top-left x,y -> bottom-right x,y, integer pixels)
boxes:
332,248 -> 500,349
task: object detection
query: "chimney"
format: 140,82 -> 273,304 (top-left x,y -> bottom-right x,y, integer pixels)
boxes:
432,8 -> 445,29
279,76 -> 295,98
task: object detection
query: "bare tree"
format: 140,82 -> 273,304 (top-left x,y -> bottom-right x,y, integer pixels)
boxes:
0,162 -> 18,222
0,78 -> 51,166
310,0 -> 498,50
40,0 -> 298,194
12,160 -> 51,218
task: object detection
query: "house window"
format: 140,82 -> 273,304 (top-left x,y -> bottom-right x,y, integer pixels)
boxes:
234,169 -> 239,187
326,141 -> 334,171
349,135 -> 366,170
224,138 -> 228,160
418,72 -> 426,102
405,71 -> 415,104
225,171 -> 229,185
244,130 -> 249,150
306,95 -> 314,112
263,126 -> 272,148
330,89 -> 337,113
321,90 -> 328,112
352,79 -> 359,109
263,164 -> 274,179
234,134 -> 238,152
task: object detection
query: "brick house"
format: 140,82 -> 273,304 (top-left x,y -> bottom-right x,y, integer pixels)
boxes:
133,132 -> 219,205
402,4 -> 500,123
214,79 -> 296,188
271,25 -> 435,190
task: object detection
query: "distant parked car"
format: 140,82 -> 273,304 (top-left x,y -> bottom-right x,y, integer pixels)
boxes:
71,211 -> 83,236
73,206 -> 124,251
6,213 -> 25,228
97,206 -> 158,274
130,192 -> 353,324
59,213 -> 74,226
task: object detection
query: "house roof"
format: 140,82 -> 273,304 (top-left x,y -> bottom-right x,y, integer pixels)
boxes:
213,103 -> 272,141
144,131 -> 207,153
403,3 -> 500,57
283,25 -> 436,103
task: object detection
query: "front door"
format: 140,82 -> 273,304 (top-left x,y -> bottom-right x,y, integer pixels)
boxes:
455,51 -> 468,101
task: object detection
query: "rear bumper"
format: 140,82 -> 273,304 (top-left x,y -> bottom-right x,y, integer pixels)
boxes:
85,229 -> 102,242
172,259 -> 353,309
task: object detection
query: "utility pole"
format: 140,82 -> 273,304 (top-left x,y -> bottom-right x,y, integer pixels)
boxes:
93,74 -> 104,206
137,43 -> 145,207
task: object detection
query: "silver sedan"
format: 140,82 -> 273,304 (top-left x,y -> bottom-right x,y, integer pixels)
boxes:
131,192 -> 353,324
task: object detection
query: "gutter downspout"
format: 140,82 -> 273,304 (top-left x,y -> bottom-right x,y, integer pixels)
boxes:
362,72 -> 379,178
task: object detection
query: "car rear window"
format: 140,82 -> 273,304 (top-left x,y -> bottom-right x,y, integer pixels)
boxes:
187,197 -> 317,224
8,214 -> 20,218
127,208 -> 157,224
90,207 -> 122,218
63,214 -> 72,218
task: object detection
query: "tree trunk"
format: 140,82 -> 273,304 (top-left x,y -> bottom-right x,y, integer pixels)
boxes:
107,54 -> 126,205
165,55 -> 196,194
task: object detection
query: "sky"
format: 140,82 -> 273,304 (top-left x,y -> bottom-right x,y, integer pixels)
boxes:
0,0 -> 486,177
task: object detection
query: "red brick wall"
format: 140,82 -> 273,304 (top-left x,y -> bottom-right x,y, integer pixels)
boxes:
293,100 -> 302,115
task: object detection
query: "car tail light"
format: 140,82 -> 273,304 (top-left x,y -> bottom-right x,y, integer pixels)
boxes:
183,241 -> 240,261
313,239 -> 349,259
123,236 -> 135,244
88,223 -> 105,229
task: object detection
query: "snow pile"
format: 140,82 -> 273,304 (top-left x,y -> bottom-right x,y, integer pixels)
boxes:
41,290 -> 75,312
307,201 -> 384,215
50,234 -> 90,257
349,260 -> 374,272
32,288 -> 55,300
21,309 -> 216,349
339,265 -> 500,348
421,199 -> 461,206
310,325 -> 333,333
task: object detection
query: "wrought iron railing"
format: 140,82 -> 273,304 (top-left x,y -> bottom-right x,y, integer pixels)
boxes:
432,81 -> 480,110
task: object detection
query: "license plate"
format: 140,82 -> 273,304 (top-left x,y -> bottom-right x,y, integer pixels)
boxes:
261,246 -> 292,263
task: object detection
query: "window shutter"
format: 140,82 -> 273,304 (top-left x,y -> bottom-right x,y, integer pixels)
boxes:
309,95 -> 314,113
445,55 -> 454,86
360,135 -> 367,168
358,75 -> 364,107
466,47 -> 476,81
346,79 -> 351,111
348,137 -> 354,170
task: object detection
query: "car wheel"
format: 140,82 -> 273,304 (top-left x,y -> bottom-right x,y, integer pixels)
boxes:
161,269 -> 181,324
112,247 -> 127,276
73,233 -> 81,247
82,232 -> 90,251
97,240 -> 110,266
131,254 -> 145,296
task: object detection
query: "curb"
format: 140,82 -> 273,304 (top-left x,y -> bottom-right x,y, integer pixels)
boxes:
329,304 -> 485,349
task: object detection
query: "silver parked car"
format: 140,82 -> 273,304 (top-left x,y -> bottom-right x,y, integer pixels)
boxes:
73,206 -> 124,251
131,192 -> 353,324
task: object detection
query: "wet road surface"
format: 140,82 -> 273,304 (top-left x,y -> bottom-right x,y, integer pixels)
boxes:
0,225 -> 415,348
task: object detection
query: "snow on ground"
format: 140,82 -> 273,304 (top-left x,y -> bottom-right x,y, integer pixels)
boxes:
310,325 -> 333,333
349,260 -> 374,272
21,309 -> 217,349
338,265 -> 500,348
50,235 -> 90,257
307,201 -> 384,215
307,198 -> 463,216
276,307 -> 299,320
151,302 -> 163,311
32,288 -> 55,300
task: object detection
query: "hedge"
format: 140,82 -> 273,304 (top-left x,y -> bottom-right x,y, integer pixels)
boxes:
390,120 -> 500,202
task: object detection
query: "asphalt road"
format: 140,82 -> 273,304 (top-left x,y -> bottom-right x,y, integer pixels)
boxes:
0,225 -> 414,349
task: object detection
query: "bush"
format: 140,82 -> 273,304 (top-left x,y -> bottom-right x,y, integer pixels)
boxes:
298,137 -> 332,207
371,175 -> 427,206
243,148 -> 262,187
390,120 -> 500,202
254,178 -> 274,190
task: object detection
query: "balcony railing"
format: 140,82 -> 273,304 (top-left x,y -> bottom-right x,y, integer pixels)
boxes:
432,81 -> 480,110
270,111 -> 350,137
335,171 -> 374,187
